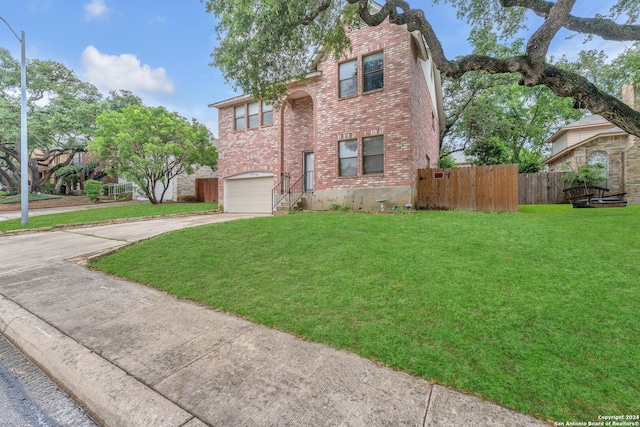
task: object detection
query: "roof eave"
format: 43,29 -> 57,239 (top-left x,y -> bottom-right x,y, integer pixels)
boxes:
410,31 -> 428,61
208,71 -> 322,109
543,130 -> 627,164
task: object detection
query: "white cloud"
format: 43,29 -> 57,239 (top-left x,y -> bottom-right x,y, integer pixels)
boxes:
81,45 -> 174,95
28,0 -> 52,12
84,0 -> 110,22
549,35 -> 633,64
147,16 -> 166,25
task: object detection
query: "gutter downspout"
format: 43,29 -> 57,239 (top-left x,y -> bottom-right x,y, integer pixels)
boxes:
621,134 -> 636,193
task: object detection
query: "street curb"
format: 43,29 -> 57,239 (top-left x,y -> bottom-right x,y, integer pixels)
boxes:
0,295 -> 198,427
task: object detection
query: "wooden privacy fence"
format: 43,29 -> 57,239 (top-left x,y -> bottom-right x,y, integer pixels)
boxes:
418,164 -> 519,212
518,172 -> 566,205
195,178 -> 218,203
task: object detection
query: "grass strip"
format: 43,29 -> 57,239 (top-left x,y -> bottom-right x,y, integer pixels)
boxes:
0,202 -> 217,232
0,193 -> 62,204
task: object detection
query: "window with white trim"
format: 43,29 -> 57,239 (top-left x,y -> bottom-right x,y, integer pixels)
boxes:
339,139 -> 358,176
363,52 -> 383,92
234,105 -> 245,131
248,101 -> 259,129
262,101 -> 273,125
363,136 -> 384,174
339,60 -> 357,98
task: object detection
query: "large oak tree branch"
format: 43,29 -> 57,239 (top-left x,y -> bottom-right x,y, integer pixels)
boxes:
346,0 -> 640,138
347,0 -> 454,72
0,144 -> 18,160
501,0 -> 640,40
526,0 -> 576,64
539,64 -> 640,136
300,0 -> 333,25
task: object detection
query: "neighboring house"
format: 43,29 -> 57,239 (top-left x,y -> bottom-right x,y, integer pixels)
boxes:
33,150 -> 101,194
34,147 -> 213,201
125,167 -> 218,203
124,168 -> 219,203
33,149 -> 73,189
451,151 -> 473,167
543,84 -> 640,203
117,177 -> 172,202
120,139 -> 218,203
210,18 -> 444,213
172,139 -> 219,202
172,165 -> 218,202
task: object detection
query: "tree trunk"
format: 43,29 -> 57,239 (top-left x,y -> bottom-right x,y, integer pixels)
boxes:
54,176 -> 65,195
157,180 -> 172,204
144,177 -> 158,204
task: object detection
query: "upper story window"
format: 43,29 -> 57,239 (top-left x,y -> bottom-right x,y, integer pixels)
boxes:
363,52 -> 384,92
248,101 -> 259,128
235,106 -> 245,131
363,136 -> 384,174
338,52 -> 384,98
339,60 -> 357,98
339,139 -> 358,176
262,101 -> 273,125
234,101 -> 274,131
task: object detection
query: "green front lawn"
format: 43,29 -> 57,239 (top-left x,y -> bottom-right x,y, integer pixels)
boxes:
0,202 -> 217,232
0,193 -> 62,204
90,205 -> 640,423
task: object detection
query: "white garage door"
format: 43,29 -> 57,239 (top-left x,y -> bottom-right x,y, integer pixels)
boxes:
226,176 -> 273,213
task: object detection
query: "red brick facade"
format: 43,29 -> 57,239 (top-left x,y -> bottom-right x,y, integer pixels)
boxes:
212,20 -> 442,212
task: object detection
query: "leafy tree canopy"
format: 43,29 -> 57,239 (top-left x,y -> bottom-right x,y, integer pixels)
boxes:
442,33 -> 640,169
452,80 -> 582,166
90,105 -> 216,204
103,89 -> 143,113
0,48 -> 104,192
205,0 -> 640,137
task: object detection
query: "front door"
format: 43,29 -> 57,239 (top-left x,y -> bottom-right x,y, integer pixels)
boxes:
304,152 -> 314,191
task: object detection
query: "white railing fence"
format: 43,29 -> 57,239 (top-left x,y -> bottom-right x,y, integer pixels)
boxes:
105,183 -> 134,199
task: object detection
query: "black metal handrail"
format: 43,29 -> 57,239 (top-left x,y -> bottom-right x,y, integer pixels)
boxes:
286,173 -> 306,210
272,173 -> 290,210
272,172 -> 311,211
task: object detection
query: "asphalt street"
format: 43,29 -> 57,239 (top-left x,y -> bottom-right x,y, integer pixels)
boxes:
0,334 -> 98,427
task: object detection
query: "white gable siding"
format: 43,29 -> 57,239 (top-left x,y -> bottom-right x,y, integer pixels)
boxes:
552,133 -> 567,155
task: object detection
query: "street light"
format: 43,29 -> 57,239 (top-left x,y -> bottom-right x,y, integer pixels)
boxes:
0,16 -> 28,225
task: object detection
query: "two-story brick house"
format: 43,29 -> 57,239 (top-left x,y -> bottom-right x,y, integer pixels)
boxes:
210,18 -> 444,213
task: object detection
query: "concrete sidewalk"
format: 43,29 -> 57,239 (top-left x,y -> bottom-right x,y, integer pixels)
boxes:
0,213 -> 550,426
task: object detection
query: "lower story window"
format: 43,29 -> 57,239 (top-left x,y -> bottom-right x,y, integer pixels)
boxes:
339,139 -> 358,176
363,136 -> 384,174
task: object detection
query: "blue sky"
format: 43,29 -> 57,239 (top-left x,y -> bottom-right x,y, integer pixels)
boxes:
0,1 -> 632,137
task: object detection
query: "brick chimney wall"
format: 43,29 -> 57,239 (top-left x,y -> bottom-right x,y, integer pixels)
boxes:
621,83 -> 640,203
621,83 -> 638,110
